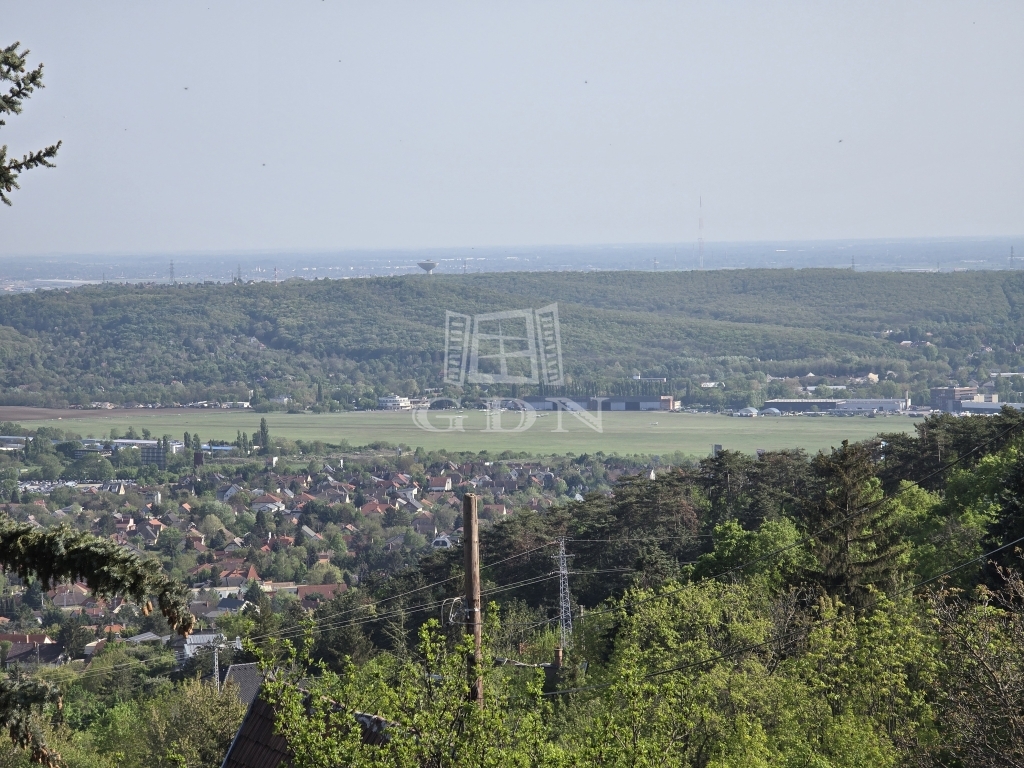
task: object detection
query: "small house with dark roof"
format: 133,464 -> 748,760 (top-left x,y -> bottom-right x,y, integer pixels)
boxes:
3,641 -> 64,667
220,692 -> 391,768
223,662 -> 264,706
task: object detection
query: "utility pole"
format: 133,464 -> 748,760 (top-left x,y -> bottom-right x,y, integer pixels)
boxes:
463,493 -> 483,705
555,538 -> 573,649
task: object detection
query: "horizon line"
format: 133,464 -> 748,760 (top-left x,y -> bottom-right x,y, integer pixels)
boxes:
1,234 -> 1022,261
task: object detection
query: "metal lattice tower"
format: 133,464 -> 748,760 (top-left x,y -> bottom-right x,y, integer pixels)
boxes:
555,538 -> 573,649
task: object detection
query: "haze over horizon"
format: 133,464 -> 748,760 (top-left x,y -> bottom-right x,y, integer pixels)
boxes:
3,2 -> 1022,257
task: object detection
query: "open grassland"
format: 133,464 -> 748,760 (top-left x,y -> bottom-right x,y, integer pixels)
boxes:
2,407 -> 916,456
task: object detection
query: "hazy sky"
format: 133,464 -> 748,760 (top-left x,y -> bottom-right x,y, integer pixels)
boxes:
2,2 -> 1022,255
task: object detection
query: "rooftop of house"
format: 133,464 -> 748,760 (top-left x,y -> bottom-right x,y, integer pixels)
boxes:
223,662 -> 264,706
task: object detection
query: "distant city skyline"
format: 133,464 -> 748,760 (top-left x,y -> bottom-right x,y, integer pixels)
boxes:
2,2 -> 1022,256
2,237 -> 1021,292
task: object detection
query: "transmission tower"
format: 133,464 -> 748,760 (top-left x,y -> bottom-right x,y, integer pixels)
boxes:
555,538 -> 573,649
169,260 -> 175,284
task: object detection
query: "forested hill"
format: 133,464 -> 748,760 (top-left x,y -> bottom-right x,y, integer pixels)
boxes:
0,268 -> 1021,407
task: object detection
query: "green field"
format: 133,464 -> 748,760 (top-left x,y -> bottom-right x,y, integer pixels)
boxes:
8,408 -> 917,457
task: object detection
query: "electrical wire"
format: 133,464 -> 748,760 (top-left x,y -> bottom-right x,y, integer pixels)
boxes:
542,532 -> 1024,698
567,535 -> 713,543
573,417 -> 1024,623
71,549 -> 557,682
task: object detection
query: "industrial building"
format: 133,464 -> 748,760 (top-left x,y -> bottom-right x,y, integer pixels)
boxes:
929,386 -> 1002,413
763,397 -> 911,414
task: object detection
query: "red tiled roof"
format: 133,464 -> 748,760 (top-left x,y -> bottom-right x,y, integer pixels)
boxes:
296,583 -> 346,601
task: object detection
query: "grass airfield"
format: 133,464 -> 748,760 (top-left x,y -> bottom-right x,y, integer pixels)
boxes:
1,407 -> 917,457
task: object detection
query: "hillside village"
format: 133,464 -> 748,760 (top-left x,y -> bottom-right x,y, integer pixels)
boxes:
0,422 -> 639,668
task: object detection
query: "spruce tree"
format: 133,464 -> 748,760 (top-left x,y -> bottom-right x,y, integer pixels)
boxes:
801,440 -> 908,609
0,42 -> 61,205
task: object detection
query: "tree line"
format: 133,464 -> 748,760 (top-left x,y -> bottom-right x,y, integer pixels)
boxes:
0,270 -> 1023,408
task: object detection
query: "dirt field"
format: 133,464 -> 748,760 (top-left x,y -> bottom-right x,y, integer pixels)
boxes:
0,407 -> 198,422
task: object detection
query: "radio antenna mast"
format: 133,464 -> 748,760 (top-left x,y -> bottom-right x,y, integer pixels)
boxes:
698,197 -> 704,270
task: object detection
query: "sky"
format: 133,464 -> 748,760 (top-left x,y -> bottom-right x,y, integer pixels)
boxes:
2,2 -> 1022,256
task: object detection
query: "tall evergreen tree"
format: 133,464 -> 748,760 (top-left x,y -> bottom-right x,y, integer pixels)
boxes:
259,417 -> 270,454
0,42 -> 61,206
801,440 -> 908,609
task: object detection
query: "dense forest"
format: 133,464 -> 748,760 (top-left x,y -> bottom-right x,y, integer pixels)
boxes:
1,269 -> 1024,409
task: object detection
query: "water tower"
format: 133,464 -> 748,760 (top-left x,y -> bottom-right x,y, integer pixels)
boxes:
417,260 -> 438,275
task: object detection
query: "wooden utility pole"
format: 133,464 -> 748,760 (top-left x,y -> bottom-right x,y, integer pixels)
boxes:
463,492 -> 483,705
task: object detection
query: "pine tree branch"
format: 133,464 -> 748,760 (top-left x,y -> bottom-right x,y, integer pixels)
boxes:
0,41 -> 60,205
0,519 -> 195,636
0,674 -> 61,767
0,42 -> 46,124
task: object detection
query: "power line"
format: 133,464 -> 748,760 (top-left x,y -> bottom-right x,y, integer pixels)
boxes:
574,416 -> 1024,624
118,415 -> 1017,686
72,548 -> 555,683
263,542 -> 554,637
567,535 -> 713,543
542,531 -> 1024,698
74,573 -> 562,684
